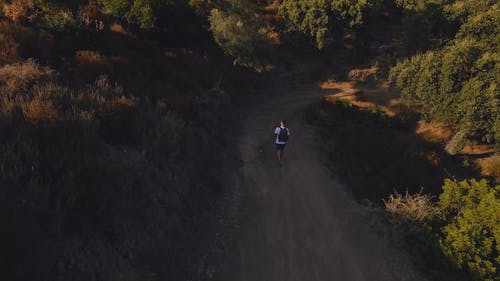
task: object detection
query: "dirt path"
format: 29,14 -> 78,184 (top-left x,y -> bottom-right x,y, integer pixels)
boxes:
219,86 -> 428,281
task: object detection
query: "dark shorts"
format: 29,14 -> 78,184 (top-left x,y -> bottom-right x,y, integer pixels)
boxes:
275,143 -> 286,151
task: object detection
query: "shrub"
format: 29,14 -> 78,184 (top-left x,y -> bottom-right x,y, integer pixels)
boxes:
23,96 -> 59,125
209,7 -> 273,70
278,0 -> 368,49
0,20 -> 54,62
98,0 -> 185,28
389,4 -> 499,145
0,59 -> 54,95
438,179 -> 500,281
2,0 -> 40,24
384,189 -> 437,222
385,179 -> 500,281
389,40 -> 498,144
39,7 -> 80,33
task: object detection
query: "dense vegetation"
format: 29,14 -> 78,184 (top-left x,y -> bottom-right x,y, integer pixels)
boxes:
307,98 -> 499,281
0,0 -> 498,280
389,1 -> 499,146
0,0 -> 255,280
278,0 -> 368,49
386,179 -> 499,281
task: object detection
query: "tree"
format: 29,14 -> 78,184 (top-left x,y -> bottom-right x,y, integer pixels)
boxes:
98,0 -> 184,28
278,0 -> 368,49
209,4 -> 273,70
389,3 -> 499,144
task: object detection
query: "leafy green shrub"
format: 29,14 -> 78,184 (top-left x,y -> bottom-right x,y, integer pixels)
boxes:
39,6 -> 80,33
456,8 -> 500,44
438,179 -> 500,281
389,3 -> 499,145
444,0 -> 497,22
278,0 -> 368,49
98,0 -> 184,28
385,179 -> 499,281
397,1 -> 454,53
209,7 -> 273,70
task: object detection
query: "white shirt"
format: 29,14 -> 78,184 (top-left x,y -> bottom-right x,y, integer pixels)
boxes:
274,126 -> 290,144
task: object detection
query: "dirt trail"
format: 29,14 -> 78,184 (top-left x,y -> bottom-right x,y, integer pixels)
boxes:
219,86 -> 428,281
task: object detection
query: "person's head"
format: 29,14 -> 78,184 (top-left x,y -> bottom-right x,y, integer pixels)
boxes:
279,120 -> 285,127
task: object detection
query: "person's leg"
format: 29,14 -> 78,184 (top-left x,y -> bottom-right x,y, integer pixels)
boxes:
275,144 -> 283,161
280,143 -> 286,161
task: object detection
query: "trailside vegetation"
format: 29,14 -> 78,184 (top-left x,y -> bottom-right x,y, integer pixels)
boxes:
0,0 -> 498,280
278,0 -> 369,49
389,2 -> 499,145
208,2 -> 273,70
0,0 -> 253,280
386,179 -> 500,281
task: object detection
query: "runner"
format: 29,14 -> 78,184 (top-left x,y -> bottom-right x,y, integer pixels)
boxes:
274,120 -> 290,164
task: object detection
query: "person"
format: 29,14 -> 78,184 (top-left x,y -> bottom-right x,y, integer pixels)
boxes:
274,120 -> 290,163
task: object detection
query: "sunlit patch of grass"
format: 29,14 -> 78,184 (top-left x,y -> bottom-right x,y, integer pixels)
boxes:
75,50 -> 112,80
0,59 -> 54,94
475,155 -> 500,179
23,97 -> 59,125
383,189 -> 437,222
415,120 -> 454,145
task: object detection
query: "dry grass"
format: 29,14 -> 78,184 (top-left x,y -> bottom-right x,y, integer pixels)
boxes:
75,50 -> 107,65
0,33 -> 20,64
474,155 -> 500,179
0,20 -> 54,63
348,66 -> 377,82
24,97 -> 59,125
2,0 -> 40,24
80,3 -> 105,31
0,59 -> 54,94
321,78 -> 401,117
75,50 -> 112,79
415,120 -> 454,144
110,23 -> 131,36
383,189 -> 437,222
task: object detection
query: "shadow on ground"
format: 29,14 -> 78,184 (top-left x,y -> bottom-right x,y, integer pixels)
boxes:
304,98 -> 481,202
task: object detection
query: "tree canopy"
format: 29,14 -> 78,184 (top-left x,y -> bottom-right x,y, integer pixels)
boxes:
390,3 -> 499,144
278,0 -> 368,49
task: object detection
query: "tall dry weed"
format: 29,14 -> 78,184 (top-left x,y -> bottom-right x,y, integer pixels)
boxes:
383,189 -> 438,222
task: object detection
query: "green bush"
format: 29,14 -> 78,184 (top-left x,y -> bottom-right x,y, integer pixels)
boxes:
385,179 -> 499,281
98,0 -> 184,28
278,0 -> 368,49
209,7 -> 272,70
439,179 -> 500,281
389,3 -> 499,144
